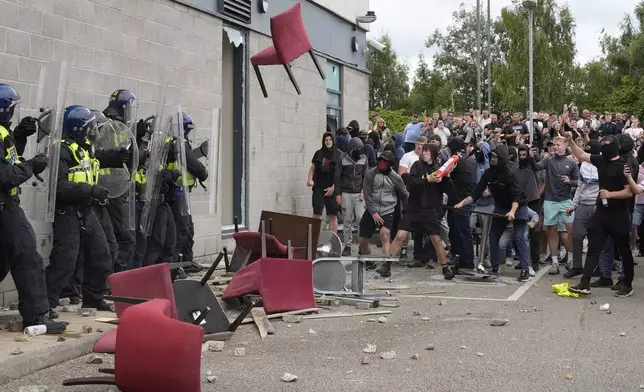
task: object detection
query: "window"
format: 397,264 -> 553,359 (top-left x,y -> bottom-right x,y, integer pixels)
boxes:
326,61 -> 342,132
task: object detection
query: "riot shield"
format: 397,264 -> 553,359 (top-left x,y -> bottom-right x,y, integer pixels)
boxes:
25,61 -> 69,223
207,108 -> 222,216
126,102 -> 139,231
139,82 -> 170,236
94,120 -> 133,199
174,104 -> 191,217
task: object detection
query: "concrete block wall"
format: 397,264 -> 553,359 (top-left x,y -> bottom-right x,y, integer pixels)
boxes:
343,66 -> 369,130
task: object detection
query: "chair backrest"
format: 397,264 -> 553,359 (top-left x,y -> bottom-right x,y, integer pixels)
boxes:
115,299 -> 204,392
233,231 -> 288,257
108,264 -> 178,319
270,3 -> 313,64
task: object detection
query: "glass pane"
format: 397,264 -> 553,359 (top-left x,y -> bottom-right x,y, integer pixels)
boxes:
326,61 -> 341,91
327,107 -> 341,117
327,92 -> 341,108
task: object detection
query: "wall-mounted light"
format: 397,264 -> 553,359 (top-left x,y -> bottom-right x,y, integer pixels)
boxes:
356,11 -> 377,24
351,37 -> 359,52
258,0 -> 268,13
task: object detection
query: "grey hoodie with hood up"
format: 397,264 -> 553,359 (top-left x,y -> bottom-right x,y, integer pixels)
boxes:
335,137 -> 368,194
363,151 -> 408,216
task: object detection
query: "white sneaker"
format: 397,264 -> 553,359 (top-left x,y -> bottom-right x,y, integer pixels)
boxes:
528,266 -> 536,277
505,258 -> 514,267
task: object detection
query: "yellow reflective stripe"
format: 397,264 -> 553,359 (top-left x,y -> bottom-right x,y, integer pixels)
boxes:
0,125 -> 20,196
66,142 -> 100,185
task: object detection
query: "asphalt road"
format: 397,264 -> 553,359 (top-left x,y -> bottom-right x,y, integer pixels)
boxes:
4,262 -> 644,392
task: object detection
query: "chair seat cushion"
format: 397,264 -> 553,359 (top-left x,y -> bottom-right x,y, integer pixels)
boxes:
251,46 -> 279,66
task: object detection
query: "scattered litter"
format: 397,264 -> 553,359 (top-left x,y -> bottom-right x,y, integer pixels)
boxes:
425,343 -> 435,351
519,309 -> 528,313
240,341 -> 249,346
380,351 -> 396,360
281,373 -> 298,382
86,355 -> 103,364
413,311 -> 421,316
476,352 -> 484,357
77,308 -> 97,317
385,290 -> 392,296
465,310 -> 472,315
82,325 -> 93,334
410,354 -> 419,360
607,310 -> 612,315
363,344 -> 377,353
378,317 -> 388,324
14,335 -> 28,342
62,331 -> 82,339
59,298 -> 71,306
57,336 -> 66,342
385,278 -> 393,283
552,282 -> 579,298
18,387 -> 48,392
282,314 -> 303,323
421,317 -> 430,321
590,301 -> 597,305
367,318 -> 377,323
96,328 -> 104,333
439,300 -> 446,306
234,348 -> 245,357
203,341 -> 225,352
490,319 -> 508,326
566,375 -> 573,380
460,346 -> 466,349
61,305 -> 79,313
361,356 -> 371,365
206,376 -> 217,383
599,303 -> 610,311
10,348 -> 23,355
308,329 -> 317,334
619,332 -> 626,337
638,385 -> 644,389
206,371 -> 213,376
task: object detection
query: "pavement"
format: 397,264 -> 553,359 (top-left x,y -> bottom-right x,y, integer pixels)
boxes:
3,249 -> 644,391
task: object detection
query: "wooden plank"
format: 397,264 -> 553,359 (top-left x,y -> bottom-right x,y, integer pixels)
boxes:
302,310 -> 392,320
238,307 -> 319,325
251,307 -> 268,340
95,318 -> 119,325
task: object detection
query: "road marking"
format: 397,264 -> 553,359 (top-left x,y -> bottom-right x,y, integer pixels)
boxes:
399,295 -> 510,302
506,265 -> 551,301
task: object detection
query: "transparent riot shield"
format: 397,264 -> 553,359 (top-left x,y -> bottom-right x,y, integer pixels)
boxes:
207,108 -> 222,216
174,104 -> 191,217
139,82 -> 170,236
25,61 -> 69,223
94,121 -> 132,199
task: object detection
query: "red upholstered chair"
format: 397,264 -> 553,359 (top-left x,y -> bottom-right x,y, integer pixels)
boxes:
222,258 -> 317,313
251,3 -> 325,98
229,231 -> 291,272
94,264 -> 177,353
64,299 -> 204,392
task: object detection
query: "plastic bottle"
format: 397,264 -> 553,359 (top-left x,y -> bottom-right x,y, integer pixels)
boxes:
435,155 -> 461,178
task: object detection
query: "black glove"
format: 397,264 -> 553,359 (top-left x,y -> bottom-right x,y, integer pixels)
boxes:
119,147 -> 133,165
28,153 -> 48,175
167,140 -> 176,163
90,185 -> 109,201
14,117 -> 37,139
160,169 -> 180,184
136,119 -> 149,141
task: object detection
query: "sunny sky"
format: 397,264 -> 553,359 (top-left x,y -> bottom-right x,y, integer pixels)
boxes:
368,0 -> 640,76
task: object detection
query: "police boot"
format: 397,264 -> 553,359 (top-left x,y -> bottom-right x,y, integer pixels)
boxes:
83,301 -> 114,313
49,309 -> 59,319
69,296 -> 81,305
376,261 -> 392,278
27,313 -> 68,334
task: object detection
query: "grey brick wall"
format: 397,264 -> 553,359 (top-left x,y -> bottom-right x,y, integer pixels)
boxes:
0,0 -> 368,305
343,66 -> 369,130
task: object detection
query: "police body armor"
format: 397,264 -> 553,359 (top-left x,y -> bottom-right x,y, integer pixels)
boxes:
0,125 -> 21,197
65,140 -> 100,187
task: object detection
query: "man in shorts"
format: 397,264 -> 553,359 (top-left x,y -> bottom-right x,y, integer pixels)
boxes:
533,136 -> 579,274
308,131 -> 339,232
358,151 -> 408,269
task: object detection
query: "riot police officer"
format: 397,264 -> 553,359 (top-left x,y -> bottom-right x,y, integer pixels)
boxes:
169,112 -> 208,270
102,90 -> 137,273
0,83 -> 66,332
45,105 -> 125,316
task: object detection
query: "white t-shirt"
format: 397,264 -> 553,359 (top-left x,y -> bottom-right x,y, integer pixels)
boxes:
399,151 -> 420,173
625,127 -> 643,141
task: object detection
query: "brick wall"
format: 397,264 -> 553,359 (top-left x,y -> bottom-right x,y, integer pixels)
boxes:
0,0 -> 369,305
343,66 -> 370,130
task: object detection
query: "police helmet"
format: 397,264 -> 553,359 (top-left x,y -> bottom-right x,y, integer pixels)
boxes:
0,83 -> 21,123
182,112 -> 195,136
63,105 -> 96,142
104,89 -> 136,122
88,110 -> 108,142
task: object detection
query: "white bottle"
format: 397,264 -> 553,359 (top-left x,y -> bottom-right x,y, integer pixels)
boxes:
23,325 -> 47,337
602,197 -> 608,207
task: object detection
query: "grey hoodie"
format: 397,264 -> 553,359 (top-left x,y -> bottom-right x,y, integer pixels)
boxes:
335,137 -> 368,194
363,167 -> 408,216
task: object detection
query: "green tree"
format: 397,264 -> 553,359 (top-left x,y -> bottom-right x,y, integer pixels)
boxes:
367,34 -> 410,110
409,53 -> 453,114
369,108 -> 410,134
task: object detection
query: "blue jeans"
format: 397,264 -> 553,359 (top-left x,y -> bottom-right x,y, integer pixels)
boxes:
600,236 -> 625,280
447,205 -> 474,268
489,206 -> 530,270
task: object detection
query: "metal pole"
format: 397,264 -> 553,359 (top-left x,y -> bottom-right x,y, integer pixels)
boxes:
476,0 -> 482,110
487,0 -> 492,110
528,8 -> 535,145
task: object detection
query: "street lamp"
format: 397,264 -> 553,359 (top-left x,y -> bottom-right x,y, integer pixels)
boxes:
523,0 -> 536,144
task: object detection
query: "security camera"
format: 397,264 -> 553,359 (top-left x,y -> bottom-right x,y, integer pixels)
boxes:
367,38 -> 386,53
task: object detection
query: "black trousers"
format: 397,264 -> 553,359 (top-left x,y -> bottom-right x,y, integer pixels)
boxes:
132,199 -> 146,270
62,205 -> 118,299
106,194 -> 135,273
0,198 -> 49,324
143,203 -> 177,267
171,200 -> 194,262
527,199 -> 542,264
46,207 -> 112,308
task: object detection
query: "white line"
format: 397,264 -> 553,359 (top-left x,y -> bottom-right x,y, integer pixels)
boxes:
399,295 -> 510,302
506,265 -> 551,301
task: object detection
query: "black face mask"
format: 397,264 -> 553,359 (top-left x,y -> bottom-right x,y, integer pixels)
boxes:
351,149 -> 361,161
519,157 -> 529,167
475,150 -> 485,163
601,141 -> 619,159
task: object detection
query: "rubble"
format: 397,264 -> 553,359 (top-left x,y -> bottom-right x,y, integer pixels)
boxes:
413,311 -> 421,316
7,319 -> 23,332
58,298 -> 71,306
14,334 -> 29,342
61,305 -> 79,313
425,344 -> 435,351
10,348 -> 24,355
460,346 -> 467,349
599,303 -> 610,311
240,341 -> 249,346
421,317 -> 430,321
619,332 -> 626,337
265,320 -> 276,334
363,344 -> 377,353
206,376 -> 218,383
82,325 -> 93,334
357,302 -> 370,310
411,354 -> 419,360
380,351 -> 396,360
490,319 -> 508,326
57,336 -> 66,342
361,356 -> 371,365
377,316 -> 388,324
62,331 -> 82,339
86,355 -> 103,364
281,373 -> 298,382
202,341 -> 225,352
77,308 -> 97,317
477,352 -> 485,357
439,300 -> 446,306
308,329 -> 317,334
96,328 -> 104,333
234,348 -> 246,357
282,314 -> 303,323
366,318 -> 377,322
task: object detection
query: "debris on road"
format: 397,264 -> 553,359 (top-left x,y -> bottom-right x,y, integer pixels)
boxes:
413,310 -> 421,315
206,376 -> 218,383
477,352 -> 484,357
86,355 -> 103,364
61,305 -> 79,313
77,308 -> 97,317
281,373 -> 298,382
82,325 -> 93,334
367,319 -> 377,322
57,336 -> 66,342
14,334 -> 28,342
234,348 -> 246,357
62,331 -> 82,339
363,344 -> 377,353
566,375 -> 573,380
439,300 -> 446,306
619,332 -> 626,337
460,346 -> 466,349
421,317 -> 430,321
7,319 -> 23,332
10,348 -> 23,355
426,344 -> 435,351
380,351 -> 396,360
378,317 -> 388,324
599,303 -> 610,311
96,328 -> 104,333
465,310 -> 472,315
411,354 -> 419,360
361,356 -> 371,365
203,341 -> 225,352
59,298 -> 71,306
282,314 -> 303,323
490,319 -> 508,326
240,341 -> 249,346
309,329 -> 317,334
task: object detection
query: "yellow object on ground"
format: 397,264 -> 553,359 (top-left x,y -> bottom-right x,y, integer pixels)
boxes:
552,282 -> 580,298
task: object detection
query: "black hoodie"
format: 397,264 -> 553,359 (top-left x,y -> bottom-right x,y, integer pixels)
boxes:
311,132 -> 338,189
407,159 -> 454,210
471,144 -> 526,209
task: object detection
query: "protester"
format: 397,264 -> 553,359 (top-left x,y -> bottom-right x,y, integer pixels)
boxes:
403,114 -> 423,152
308,132 -> 339,233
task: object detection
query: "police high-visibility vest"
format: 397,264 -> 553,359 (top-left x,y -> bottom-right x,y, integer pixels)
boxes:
65,141 -> 99,185
0,125 -> 21,196
165,137 -> 195,189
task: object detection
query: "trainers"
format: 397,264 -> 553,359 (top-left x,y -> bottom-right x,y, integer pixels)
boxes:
505,258 -> 514,267
69,296 -> 81,305
406,259 -> 426,268
611,279 -> 624,291
342,246 -> 352,257
528,266 -> 536,277
517,269 -> 530,282
48,309 -> 59,320
85,301 -> 115,313
376,261 -> 392,278
365,260 -> 376,270
548,264 -> 560,275
442,265 -> 455,280
532,263 -> 540,273
35,314 -> 67,334
568,282 -> 591,295
615,286 -> 634,297
425,262 -> 436,270
563,267 -> 583,279
590,277 -> 613,287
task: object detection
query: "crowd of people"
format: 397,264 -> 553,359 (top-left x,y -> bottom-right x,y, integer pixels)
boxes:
309,104 -> 643,298
0,83 -> 208,334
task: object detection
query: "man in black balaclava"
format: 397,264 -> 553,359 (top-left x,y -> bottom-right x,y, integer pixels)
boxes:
455,144 -> 532,280
347,120 -> 360,138
566,133 -> 635,297
507,146 -> 519,172
335,137 -> 367,256
307,132 -> 339,233
517,144 -> 542,271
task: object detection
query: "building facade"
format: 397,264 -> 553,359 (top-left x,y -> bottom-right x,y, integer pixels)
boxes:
0,0 -> 370,305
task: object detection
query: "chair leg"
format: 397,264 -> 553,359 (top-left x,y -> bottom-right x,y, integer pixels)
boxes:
283,64 -> 301,95
252,64 -> 268,98
63,376 -> 116,386
309,50 -> 325,80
